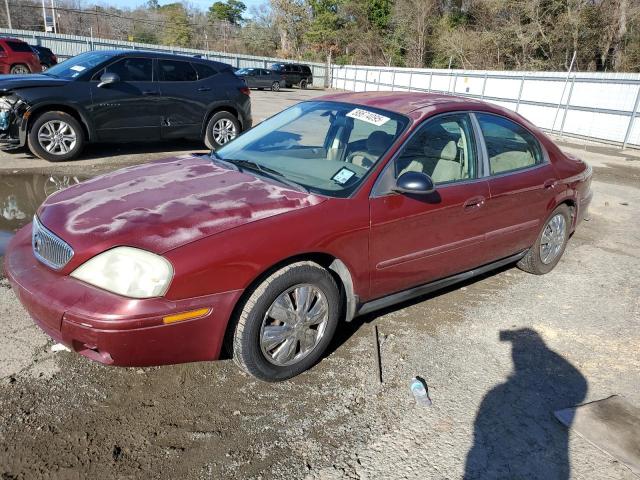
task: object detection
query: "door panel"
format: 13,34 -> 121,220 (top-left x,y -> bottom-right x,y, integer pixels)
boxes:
88,57 -> 160,141
485,164 -> 557,260
369,181 -> 492,299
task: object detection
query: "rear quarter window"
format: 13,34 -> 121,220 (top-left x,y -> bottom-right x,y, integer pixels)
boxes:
159,60 -> 198,82
193,63 -> 218,80
6,41 -> 33,53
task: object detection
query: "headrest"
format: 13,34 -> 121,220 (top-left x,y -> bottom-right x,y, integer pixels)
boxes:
366,131 -> 392,155
440,140 -> 458,161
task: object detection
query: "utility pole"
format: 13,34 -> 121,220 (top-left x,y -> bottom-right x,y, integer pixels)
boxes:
42,0 -> 47,31
4,0 -> 11,29
51,0 -> 57,34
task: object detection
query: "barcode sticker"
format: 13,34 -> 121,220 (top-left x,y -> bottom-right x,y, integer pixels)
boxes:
346,108 -> 390,126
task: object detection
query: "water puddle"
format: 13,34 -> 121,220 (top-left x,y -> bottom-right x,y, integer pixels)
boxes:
0,174 -> 87,256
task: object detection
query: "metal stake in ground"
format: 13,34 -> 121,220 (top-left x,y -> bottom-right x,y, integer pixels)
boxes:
373,325 -> 382,384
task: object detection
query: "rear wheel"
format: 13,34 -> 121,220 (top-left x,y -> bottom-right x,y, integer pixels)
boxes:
517,204 -> 571,275
27,111 -> 85,162
300,79 -> 308,89
230,261 -> 340,381
204,111 -> 240,150
271,81 -> 280,92
10,64 -> 30,74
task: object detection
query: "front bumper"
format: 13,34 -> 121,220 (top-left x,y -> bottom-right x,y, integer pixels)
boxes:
5,225 -> 242,367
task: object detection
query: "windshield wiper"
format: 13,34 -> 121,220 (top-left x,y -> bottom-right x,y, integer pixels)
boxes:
226,159 -> 309,193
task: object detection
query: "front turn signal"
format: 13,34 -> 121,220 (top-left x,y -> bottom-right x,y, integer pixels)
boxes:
163,308 -> 211,324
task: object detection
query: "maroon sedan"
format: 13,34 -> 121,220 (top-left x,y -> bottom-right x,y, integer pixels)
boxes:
5,92 -> 593,381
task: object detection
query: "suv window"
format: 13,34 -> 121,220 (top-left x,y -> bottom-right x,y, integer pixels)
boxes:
105,57 -> 153,82
193,63 -> 217,80
159,60 -> 198,82
394,113 -> 477,184
476,113 -> 543,175
301,66 -> 312,74
6,41 -> 32,53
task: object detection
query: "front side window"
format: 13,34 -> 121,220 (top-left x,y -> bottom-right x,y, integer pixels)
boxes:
105,57 -> 153,82
476,113 -> 543,175
159,60 -> 197,82
394,113 -> 477,184
215,101 -> 408,198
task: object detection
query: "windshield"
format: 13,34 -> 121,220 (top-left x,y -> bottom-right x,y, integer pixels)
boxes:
44,51 -> 113,79
236,68 -> 253,75
215,101 -> 409,198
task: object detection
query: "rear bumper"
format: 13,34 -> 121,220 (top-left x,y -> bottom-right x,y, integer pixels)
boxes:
5,225 -> 242,367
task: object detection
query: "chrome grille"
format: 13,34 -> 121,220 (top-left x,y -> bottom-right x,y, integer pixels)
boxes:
32,216 -> 74,270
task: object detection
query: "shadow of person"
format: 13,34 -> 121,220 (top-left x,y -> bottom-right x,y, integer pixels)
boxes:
464,328 -> 588,479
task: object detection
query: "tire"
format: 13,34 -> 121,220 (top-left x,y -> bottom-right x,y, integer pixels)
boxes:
231,261 -> 341,382
517,204 -> 571,275
271,81 -> 280,92
204,111 -> 240,150
300,79 -> 308,89
10,64 -> 30,74
27,111 -> 85,162
41,64 -> 48,71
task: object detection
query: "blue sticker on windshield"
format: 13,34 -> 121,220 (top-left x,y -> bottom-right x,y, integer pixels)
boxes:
332,167 -> 356,185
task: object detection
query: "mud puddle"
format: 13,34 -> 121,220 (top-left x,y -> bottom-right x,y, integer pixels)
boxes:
0,173 -> 87,255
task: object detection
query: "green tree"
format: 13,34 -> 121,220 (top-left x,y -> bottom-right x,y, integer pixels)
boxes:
305,0 -> 344,61
159,3 -> 193,47
209,0 -> 247,26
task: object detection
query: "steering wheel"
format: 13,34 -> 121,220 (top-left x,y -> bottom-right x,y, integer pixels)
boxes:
345,150 -> 376,168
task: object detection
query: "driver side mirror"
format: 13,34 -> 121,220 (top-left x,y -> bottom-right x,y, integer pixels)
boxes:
97,72 -> 120,88
393,171 -> 435,195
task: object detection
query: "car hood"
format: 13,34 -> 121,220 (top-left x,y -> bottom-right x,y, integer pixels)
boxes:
0,74 -> 69,91
37,154 -> 326,256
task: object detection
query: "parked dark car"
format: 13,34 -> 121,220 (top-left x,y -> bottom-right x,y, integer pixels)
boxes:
270,63 -> 312,88
5,92 -> 593,381
236,68 -> 283,91
30,45 -> 58,71
0,50 -> 252,161
0,38 -> 41,75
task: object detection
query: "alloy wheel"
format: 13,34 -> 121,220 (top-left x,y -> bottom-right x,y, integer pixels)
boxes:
37,120 -> 77,155
259,284 -> 329,366
11,65 -> 29,74
272,81 -> 280,92
212,118 -> 237,145
540,213 -> 566,264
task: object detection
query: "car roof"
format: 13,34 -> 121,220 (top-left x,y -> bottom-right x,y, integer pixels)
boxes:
319,91 -> 494,114
0,37 -> 27,43
95,49 -> 232,69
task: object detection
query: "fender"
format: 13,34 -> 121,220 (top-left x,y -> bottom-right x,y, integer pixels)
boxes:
21,100 -> 96,142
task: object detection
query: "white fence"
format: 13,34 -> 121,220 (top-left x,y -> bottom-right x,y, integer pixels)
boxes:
332,65 -> 640,148
0,28 -> 329,87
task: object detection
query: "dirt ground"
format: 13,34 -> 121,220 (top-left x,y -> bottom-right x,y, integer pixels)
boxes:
0,90 -> 639,479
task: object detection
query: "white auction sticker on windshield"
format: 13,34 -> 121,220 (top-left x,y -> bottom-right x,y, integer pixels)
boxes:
332,167 -> 356,185
70,65 -> 86,72
346,108 -> 390,126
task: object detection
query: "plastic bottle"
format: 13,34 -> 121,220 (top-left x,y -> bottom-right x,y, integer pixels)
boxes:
410,377 -> 432,406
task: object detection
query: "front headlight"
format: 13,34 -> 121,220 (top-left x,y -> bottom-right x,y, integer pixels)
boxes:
70,247 -> 174,298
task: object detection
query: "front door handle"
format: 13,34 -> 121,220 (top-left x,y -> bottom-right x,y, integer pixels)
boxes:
197,87 -> 211,92
142,90 -> 159,96
544,179 -> 557,189
464,195 -> 486,211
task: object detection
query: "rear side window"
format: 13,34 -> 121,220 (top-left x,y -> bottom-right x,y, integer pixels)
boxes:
106,57 -> 153,82
270,64 -> 284,71
193,63 -> 217,80
476,113 -> 543,175
159,60 -> 198,82
6,41 -> 33,52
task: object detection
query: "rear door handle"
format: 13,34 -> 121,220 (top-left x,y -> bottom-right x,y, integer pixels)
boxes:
464,195 -> 486,210
544,179 -> 557,189
197,87 -> 211,92
142,90 -> 159,96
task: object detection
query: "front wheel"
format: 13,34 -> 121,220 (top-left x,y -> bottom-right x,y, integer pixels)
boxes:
517,204 -> 571,275
230,261 -> 340,381
10,64 -> 30,74
271,81 -> 280,92
204,111 -> 240,150
27,111 -> 85,162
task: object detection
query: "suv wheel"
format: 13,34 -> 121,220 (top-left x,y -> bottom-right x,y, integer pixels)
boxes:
10,64 -> 30,74
271,81 -> 280,92
300,79 -> 308,89
204,111 -> 240,150
230,261 -> 340,381
27,111 -> 85,162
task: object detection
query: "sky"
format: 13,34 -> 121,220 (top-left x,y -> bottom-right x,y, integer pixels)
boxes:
104,0 -> 266,14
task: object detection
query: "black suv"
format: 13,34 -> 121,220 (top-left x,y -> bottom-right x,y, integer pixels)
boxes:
0,50 -> 252,161
270,63 -> 313,89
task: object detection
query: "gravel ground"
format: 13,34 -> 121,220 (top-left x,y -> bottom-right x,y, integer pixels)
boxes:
0,91 -> 638,479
